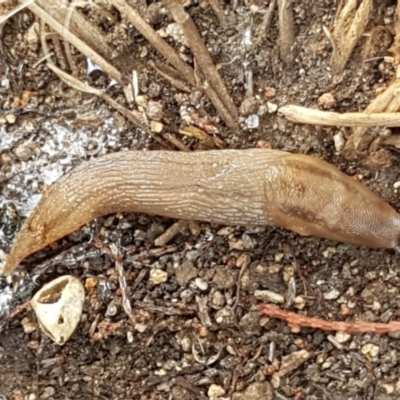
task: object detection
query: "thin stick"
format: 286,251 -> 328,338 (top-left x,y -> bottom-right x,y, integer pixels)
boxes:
343,79 -> 400,156
163,0 -> 237,120
280,104 -> 400,127
36,0 -> 114,59
330,0 -> 373,75
154,220 -> 188,247
258,0 -> 276,41
0,0 -> 35,26
28,3 -> 124,85
111,0 -> 237,128
208,0 -> 226,25
162,133 -> 192,152
111,0 -> 195,86
150,62 -> 192,93
47,63 -> 171,148
258,304 -> 400,334
277,0 -> 295,64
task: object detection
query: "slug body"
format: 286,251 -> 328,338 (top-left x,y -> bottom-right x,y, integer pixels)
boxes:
2,149 -> 400,275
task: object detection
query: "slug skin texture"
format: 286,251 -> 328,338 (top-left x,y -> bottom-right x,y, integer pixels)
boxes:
2,149 -> 400,275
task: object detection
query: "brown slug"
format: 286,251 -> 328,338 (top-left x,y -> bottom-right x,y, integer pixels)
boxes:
2,149 -> 400,276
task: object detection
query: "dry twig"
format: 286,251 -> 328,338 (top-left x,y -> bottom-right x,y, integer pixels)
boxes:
208,0 -> 226,25
256,0 -> 276,44
47,63 -> 172,148
154,220 -> 188,247
329,0 -> 373,75
342,79 -> 400,158
36,0 -> 114,59
280,104 -> 400,127
277,0 -> 295,64
259,304 -> 400,334
111,0 -> 237,129
28,2 -> 123,84
163,0 -> 237,120
0,0 -> 34,26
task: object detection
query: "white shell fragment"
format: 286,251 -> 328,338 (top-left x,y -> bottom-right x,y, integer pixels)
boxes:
31,275 -> 85,345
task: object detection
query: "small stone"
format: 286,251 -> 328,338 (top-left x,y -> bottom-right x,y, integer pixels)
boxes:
317,92 -> 336,108
150,120 -> 163,133
322,361 -> 331,369
254,290 -> 284,304
270,373 -> 280,389
264,87 -> 276,99
21,317 -> 38,334
266,102 -> 278,113
5,113 -> 16,124
323,288 -> 340,300
369,344 -> 380,357
208,384 -> 225,400
146,101 -> 164,120
361,343 -> 373,355
127,331 -> 134,343
333,131 -> 345,152
245,114 -> 259,129
335,331 -> 351,344
175,261 -> 198,286
213,268 -> 238,289
195,277 -> 208,291
322,247 -> 336,258
135,95 -> 147,107
134,323 -> 148,333
85,277 -> 98,290
293,296 -> 306,309
149,268 -> 168,285
211,290 -> 225,308
232,381 -> 273,400
382,383 -> 394,394
13,142 -> 37,161
239,97 -> 260,116
40,386 -> 55,400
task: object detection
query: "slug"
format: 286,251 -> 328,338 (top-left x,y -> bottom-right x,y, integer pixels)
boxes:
1,149 -> 400,276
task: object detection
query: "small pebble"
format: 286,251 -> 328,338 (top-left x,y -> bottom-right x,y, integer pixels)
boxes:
254,289 -> 284,304
195,277 -> 208,291
149,268 -> 168,285
208,384 -> 225,400
323,288 -> 340,300
335,331 -> 351,344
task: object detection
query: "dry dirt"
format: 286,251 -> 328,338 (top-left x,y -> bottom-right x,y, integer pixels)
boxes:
1,0 -> 400,399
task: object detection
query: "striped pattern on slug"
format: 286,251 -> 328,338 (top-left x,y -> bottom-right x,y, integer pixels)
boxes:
1,149 -> 400,275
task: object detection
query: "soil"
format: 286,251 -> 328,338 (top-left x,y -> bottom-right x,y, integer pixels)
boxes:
1,0 -> 400,399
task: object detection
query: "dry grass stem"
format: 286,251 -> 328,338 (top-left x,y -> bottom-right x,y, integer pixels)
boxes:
342,79 -> 400,158
36,0 -> 114,59
389,2 -> 400,64
162,133 -> 192,152
150,62 -> 192,93
179,126 -> 217,149
29,3 -> 123,85
330,0 -> 372,75
163,0 -> 237,120
257,0 -> 276,43
280,104 -> 400,127
277,0 -> 295,64
47,63 -> 172,148
208,0 -> 226,24
259,304 -> 400,334
112,0 -> 237,128
0,0 -> 34,26
111,0 -> 196,86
